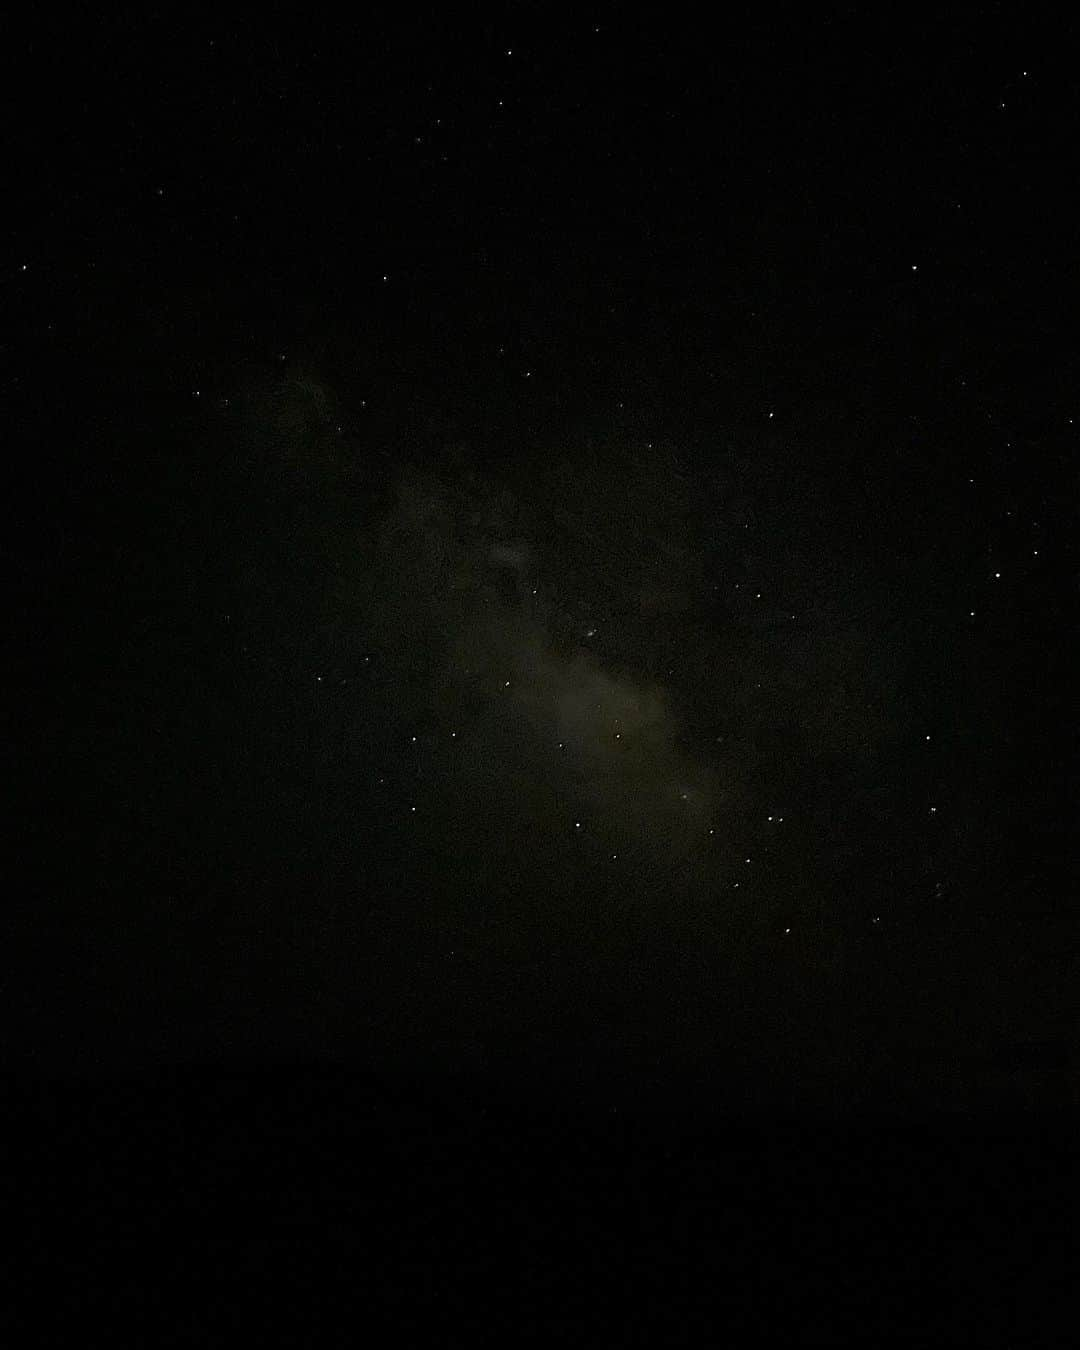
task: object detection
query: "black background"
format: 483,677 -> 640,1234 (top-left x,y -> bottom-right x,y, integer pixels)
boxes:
6,8 -> 1076,1337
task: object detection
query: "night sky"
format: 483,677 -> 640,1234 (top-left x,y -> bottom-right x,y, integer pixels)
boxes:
8,11 -> 1076,1130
